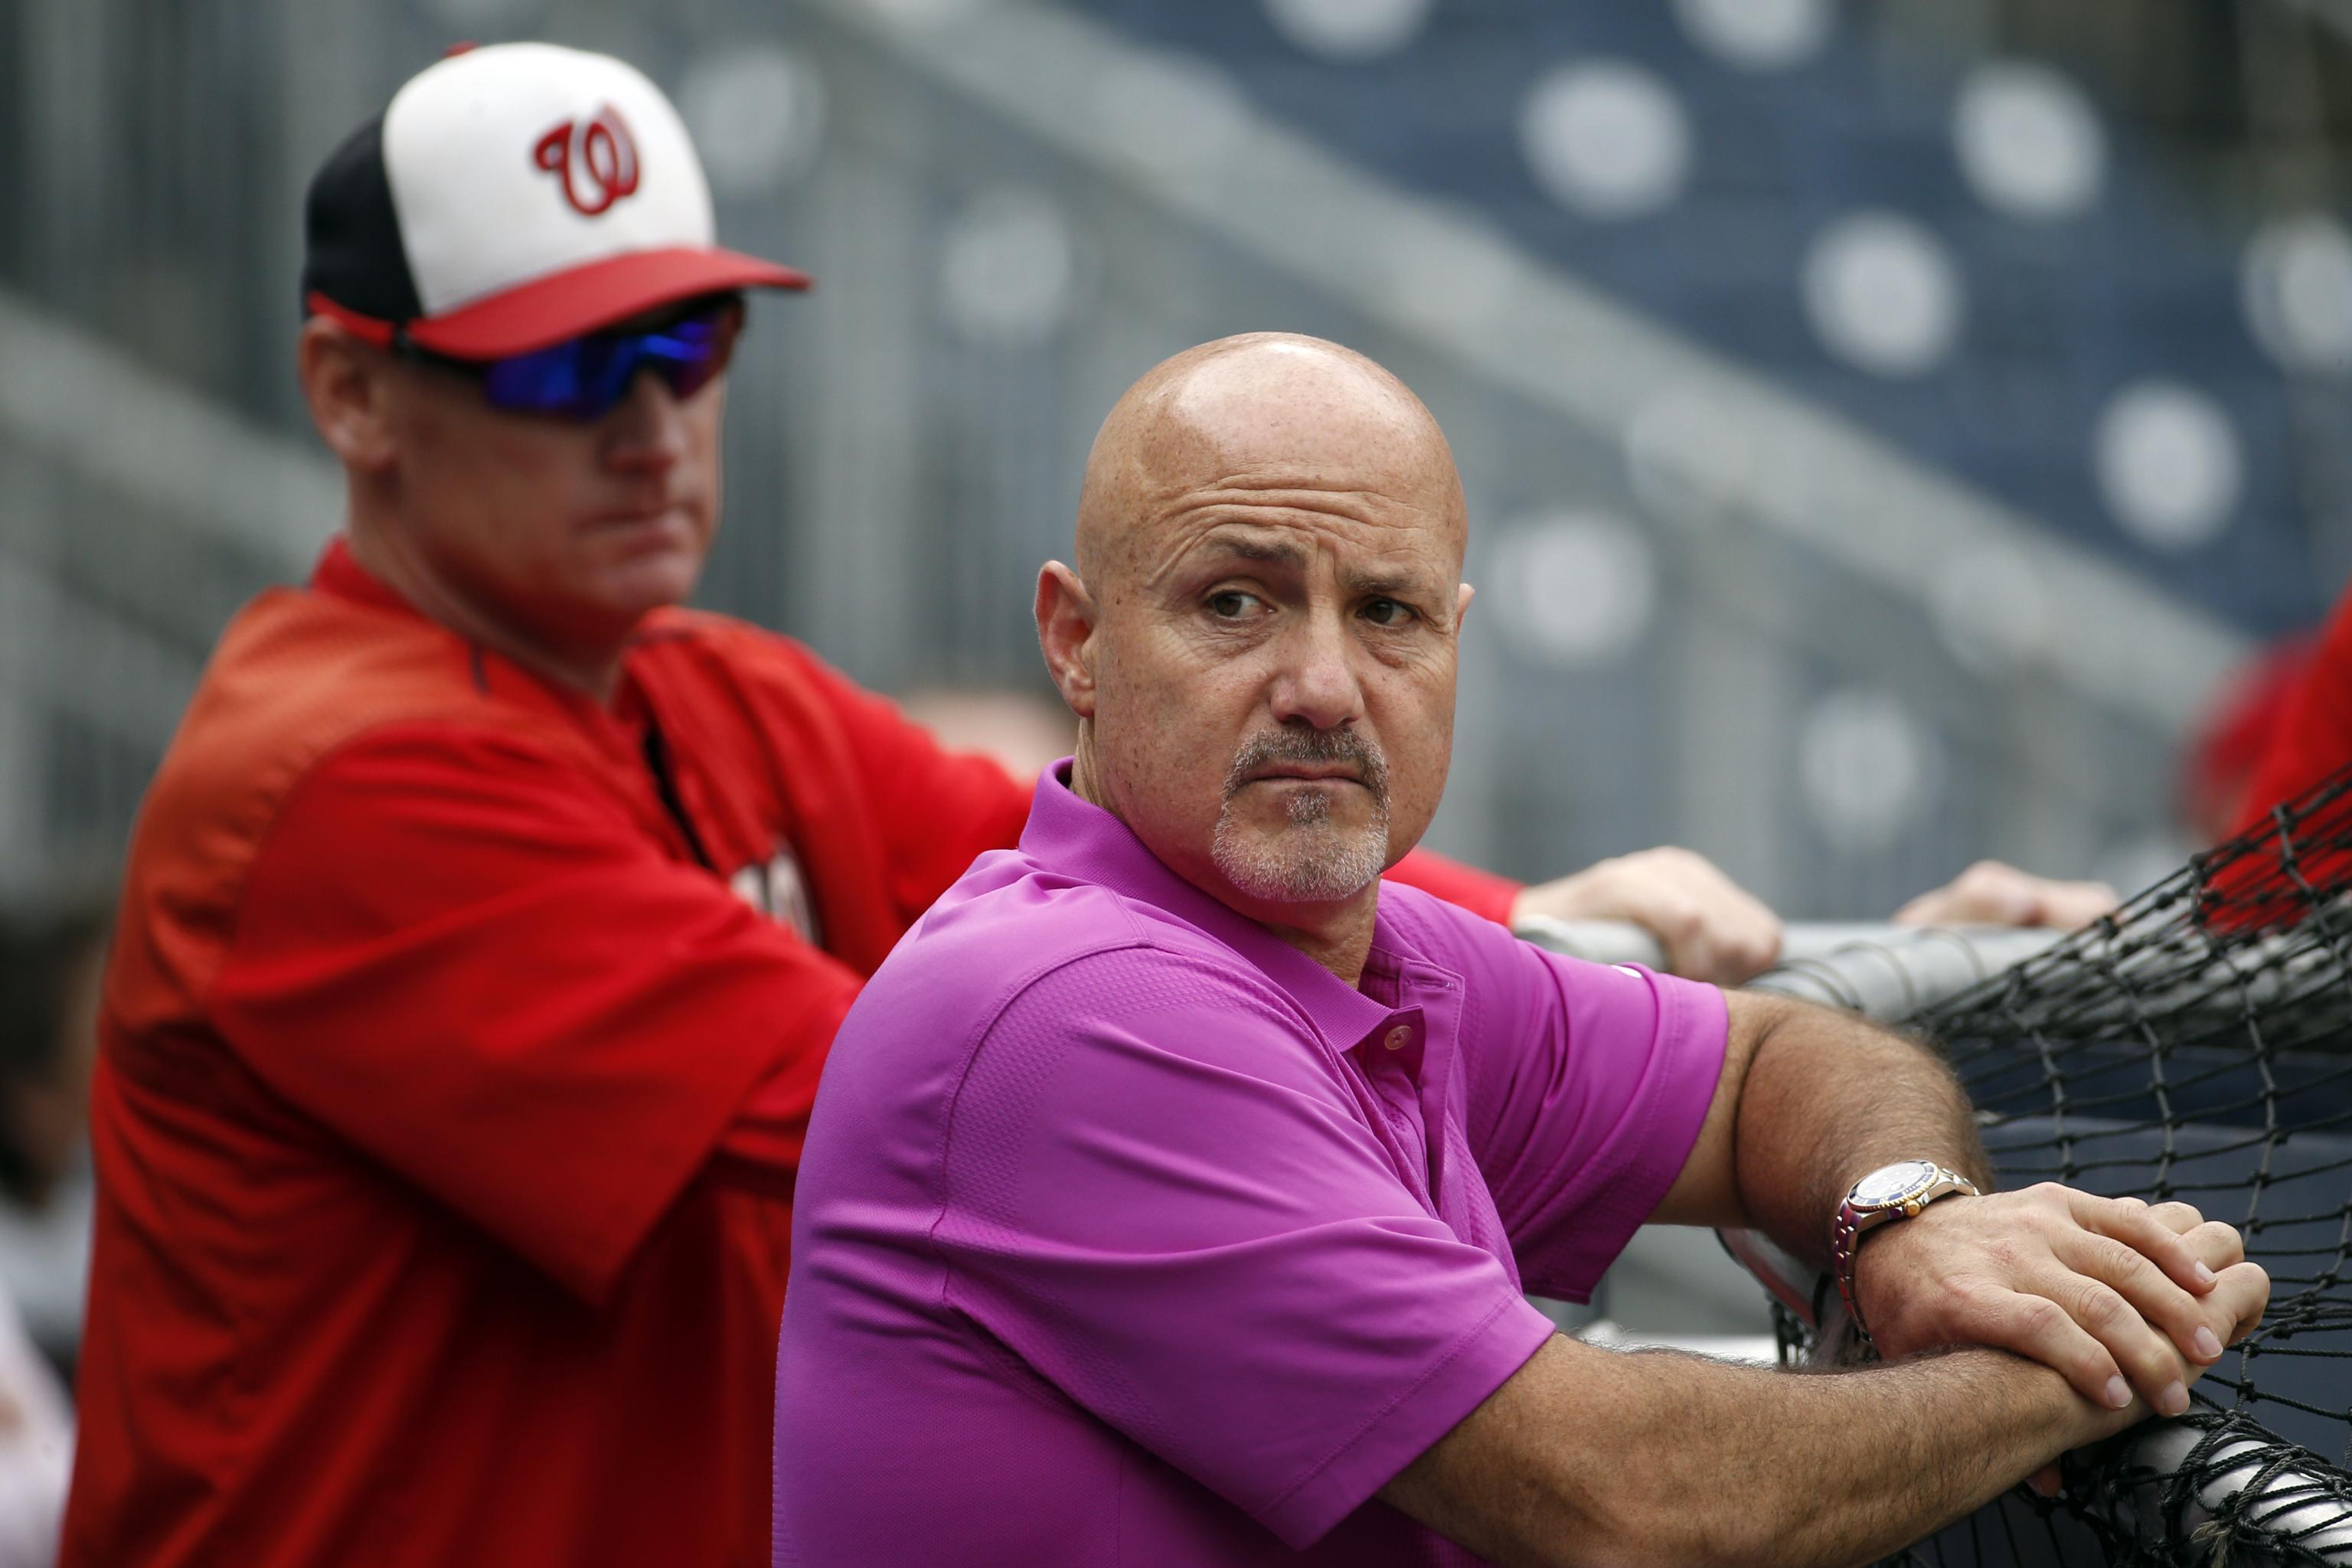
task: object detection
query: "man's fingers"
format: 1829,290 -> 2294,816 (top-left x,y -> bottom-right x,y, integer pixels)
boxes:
1701,912 -> 1782,984
1561,849 -> 1782,984
2135,1204 -> 2247,1275
1686,870 -> 1783,978
1638,889 -> 1714,984
1511,849 -> 1782,985
2035,879 -> 2123,930
2179,1220 -> 2245,1273
1893,860 -> 2119,931
2072,1191 -> 2218,1295
1974,1289 -> 2132,1409
2052,1230 -> 2220,1370
1663,926 -> 1721,987
2051,1274 -> 2191,1413
1883,1186 -> 2262,1425
1638,856 -> 1779,983
2206,1260 -> 2272,1346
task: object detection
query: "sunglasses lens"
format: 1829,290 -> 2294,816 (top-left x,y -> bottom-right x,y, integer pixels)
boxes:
480,343 -> 590,416
474,305 -> 738,421
656,316 -> 733,403
573,336 -> 646,420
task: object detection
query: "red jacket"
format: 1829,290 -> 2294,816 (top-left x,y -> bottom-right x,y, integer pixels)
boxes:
2238,585 -> 2352,830
64,541 -> 1521,1567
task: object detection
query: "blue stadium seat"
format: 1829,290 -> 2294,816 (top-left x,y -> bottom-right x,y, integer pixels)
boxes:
1073,0 -> 2322,635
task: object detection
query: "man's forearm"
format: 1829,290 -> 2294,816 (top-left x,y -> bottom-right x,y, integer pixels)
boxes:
1732,997 -> 1989,1271
1698,994 -> 2269,1430
1568,1340 -> 2114,1566
1385,1333 -> 2124,1568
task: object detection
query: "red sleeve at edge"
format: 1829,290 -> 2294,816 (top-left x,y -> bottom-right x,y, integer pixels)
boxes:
1386,848 -> 1522,926
2239,585 -> 2352,831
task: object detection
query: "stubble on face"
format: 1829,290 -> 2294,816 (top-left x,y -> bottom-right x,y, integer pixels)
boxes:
1212,726 -> 1393,902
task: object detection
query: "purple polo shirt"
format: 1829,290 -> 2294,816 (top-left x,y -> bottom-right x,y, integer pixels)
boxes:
773,764 -> 1727,1566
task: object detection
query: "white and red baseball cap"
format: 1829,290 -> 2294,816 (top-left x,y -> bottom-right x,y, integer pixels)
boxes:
301,41 -> 809,359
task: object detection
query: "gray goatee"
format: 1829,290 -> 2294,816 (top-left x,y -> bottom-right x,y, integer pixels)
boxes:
1210,728 -> 1391,903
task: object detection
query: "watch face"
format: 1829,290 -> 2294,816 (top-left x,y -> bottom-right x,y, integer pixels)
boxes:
1854,1160 -> 1939,1207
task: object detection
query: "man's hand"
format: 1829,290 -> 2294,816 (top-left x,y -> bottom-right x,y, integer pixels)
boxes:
1856,1185 -> 2270,1415
1894,860 -> 2118,931
1511,848 -> 1782,985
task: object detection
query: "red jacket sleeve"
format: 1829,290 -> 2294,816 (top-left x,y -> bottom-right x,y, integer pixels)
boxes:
2239,586 -> 2352,831
735,639 -> 1039,931
1384,848 -> 1522,926
211,723 -> 855,1305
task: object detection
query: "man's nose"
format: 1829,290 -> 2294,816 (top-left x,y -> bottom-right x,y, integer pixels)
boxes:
600,369 -> 691,472
1267,609 -> 1366,731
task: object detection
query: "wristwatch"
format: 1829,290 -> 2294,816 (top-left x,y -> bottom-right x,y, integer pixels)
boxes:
1830,1160 -> 1981,1348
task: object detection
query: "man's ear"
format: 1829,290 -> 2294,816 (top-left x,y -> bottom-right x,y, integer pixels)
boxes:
1455,581 -> 1475,629
1035,561 -> 1099,720
297,318 -> 400,473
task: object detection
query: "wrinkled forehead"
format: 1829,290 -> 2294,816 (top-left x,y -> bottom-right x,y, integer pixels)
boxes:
1108,351 -> 1466,565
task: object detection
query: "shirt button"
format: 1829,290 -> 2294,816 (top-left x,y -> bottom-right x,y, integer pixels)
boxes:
1383,1025 -> 1413,1052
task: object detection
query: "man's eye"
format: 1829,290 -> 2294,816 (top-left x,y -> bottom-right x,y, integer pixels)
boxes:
1361,597 -> 1416,626
1207,591 -> 1259,619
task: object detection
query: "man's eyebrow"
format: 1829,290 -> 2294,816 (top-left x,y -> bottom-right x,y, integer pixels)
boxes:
1183,533 -> 1447,600
1344,565 -> 1442,601
1191,534 -> 1309,568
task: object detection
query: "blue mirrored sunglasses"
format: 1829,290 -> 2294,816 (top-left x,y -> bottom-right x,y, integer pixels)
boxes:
405,299 -> 741,422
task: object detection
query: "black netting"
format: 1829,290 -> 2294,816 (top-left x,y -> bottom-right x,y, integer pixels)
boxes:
1859,767 -> 2352,1564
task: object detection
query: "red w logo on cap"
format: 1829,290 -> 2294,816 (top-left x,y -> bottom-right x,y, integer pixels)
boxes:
533,105 -> 641,217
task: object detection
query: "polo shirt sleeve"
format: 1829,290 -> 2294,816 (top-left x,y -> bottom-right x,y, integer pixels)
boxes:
207,722 -> 858,1305
1449,916 -> 1730,1305
934,944 -> 1559,1550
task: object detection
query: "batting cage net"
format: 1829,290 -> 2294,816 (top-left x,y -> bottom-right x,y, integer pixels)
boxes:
1870,767 -> 2352,1565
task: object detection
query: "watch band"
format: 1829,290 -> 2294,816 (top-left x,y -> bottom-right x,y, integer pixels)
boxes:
1831,1162 -> 1981,1348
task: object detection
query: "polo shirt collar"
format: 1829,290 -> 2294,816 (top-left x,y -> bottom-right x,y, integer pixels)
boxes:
1020,763 -> 1412,1054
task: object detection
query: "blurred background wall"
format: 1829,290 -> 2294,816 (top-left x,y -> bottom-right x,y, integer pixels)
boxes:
5,0 -> 2350,920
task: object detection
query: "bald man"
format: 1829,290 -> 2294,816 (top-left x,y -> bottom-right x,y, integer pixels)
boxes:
770,336 -> 2262,1566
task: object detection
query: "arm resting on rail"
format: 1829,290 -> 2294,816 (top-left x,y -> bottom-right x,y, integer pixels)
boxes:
1655,991 -> 2264,1412
1379,1325 -> 2244,1568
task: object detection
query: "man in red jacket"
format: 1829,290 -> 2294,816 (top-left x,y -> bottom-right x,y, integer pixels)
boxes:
58,41 -> 1811,1568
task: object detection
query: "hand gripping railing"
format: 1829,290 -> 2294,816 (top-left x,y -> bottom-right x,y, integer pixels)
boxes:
1513,917 -> 2352,1566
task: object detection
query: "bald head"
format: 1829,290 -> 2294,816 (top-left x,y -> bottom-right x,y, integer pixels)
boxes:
1073,333 -> 1466,590
1037,333 -> 1477,954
